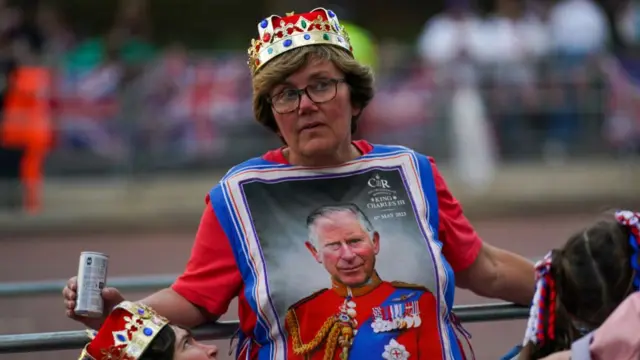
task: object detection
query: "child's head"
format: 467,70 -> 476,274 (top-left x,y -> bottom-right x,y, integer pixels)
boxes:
519,210 -> 640,360
142,324 -> 217,360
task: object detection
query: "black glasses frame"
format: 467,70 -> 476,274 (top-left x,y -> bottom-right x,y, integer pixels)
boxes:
267,78 -> 346,114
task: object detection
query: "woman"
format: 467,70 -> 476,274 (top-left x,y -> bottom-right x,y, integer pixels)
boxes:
63,8 -> 534,360
79,300 -> 217,359
505,210 -> 640,360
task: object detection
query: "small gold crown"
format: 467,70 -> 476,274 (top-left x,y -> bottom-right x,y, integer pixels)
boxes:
78,301 -> 170,360
247,7 -> 353,75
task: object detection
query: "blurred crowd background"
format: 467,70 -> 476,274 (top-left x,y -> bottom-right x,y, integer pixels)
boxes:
1,2 -> 640,359
0,0 -> 639,211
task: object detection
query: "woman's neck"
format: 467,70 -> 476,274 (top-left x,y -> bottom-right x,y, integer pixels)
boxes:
284,141 -> 361,167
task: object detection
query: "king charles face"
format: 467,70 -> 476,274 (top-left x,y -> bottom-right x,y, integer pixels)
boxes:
305,211 -> 380,287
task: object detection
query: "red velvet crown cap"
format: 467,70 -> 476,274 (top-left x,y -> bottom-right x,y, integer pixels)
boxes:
247,8 -> 353,74
78,301 -> 169,360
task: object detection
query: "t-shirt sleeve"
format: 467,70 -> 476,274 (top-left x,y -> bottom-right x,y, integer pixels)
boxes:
430,157 -> 482,273
171,195 -> 243,317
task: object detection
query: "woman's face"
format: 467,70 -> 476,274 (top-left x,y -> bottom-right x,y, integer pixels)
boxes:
268,57 -> 360,159
171,326 -> 218,360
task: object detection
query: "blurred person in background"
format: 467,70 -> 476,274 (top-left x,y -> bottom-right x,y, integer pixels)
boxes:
64,0 -> 154,77
60,0 -> 155,164
0,32 -> 20,210
0,3 -> 52,214
547,0 -> 609,57
417,0 -> 497,193
474,0 -> 550,161
59,26 -> 126,161
0,0 -> 23,210
112,0 -> 155,81
417,0 -> 484,89
599,0 -> 640,156
138,42 -> 191,163
0,29 -> 53,214
544,0 -> 609,163
63,7 -> 535,360
600,53 -> 640,156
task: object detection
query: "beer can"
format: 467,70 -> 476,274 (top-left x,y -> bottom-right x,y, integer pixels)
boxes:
74,251 -> 109,318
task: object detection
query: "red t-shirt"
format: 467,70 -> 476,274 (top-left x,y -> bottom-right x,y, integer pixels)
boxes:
171,140 -> 482,346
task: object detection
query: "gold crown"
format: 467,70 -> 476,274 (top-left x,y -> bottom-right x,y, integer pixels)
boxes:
247,8 -> 353,75
78,301 -> 170,360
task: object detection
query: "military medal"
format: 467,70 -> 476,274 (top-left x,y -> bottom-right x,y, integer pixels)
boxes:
371,307 -> 386,333
410,301 -> 421,327
382,338 -> 410,360
391,304 -> 405,329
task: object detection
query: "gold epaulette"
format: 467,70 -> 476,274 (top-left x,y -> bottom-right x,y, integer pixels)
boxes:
287,288 -> 329,312
390,281 -> 429,292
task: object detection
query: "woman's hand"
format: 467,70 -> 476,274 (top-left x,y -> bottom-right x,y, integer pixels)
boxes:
62,276 -> 126,330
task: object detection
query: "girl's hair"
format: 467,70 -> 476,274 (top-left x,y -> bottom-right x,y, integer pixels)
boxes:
519,213 -> 639,360
251,45 -> 374,138
139,325 -> 176,360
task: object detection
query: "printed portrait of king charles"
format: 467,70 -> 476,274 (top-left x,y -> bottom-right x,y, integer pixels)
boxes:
284,203 -> 447,360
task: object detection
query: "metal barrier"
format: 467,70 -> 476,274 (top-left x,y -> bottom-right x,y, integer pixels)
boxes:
6,264 -> 553,297
0,275 -> 178,297
0,303 -> 528,354
0,275 -> 533,353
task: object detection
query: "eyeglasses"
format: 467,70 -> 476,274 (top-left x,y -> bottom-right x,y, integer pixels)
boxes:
267,78 -> 346,114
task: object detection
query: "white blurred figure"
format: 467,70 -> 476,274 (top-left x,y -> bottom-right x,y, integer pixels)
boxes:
417,0 -> 484,83
544,0 -> 609,164
473,0 -> 551,162
450,81 -> 496,194
417,0 -> 497,193
473,0 -> 550,80
547,0 -> 609,56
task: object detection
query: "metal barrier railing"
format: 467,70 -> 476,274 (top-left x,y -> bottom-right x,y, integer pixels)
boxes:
0,303 -> 528,354
0,275 -> 533,353
0,275 -> 178,297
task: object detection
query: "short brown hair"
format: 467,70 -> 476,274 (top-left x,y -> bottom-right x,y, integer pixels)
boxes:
251,45 -> 374,135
